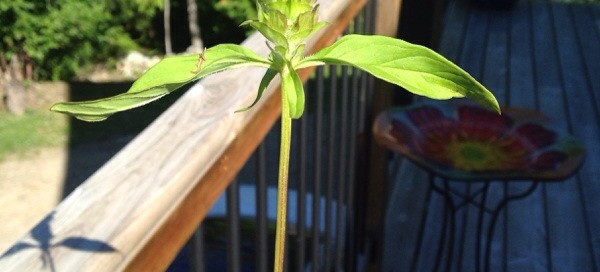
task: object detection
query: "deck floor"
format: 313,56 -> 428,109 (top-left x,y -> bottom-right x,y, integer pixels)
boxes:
383,0 -> 600,271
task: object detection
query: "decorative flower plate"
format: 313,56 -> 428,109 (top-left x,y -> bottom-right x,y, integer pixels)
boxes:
373,102 -> 585,181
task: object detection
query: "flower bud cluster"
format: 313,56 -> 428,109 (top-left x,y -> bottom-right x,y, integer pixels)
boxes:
244,0 -> 327,62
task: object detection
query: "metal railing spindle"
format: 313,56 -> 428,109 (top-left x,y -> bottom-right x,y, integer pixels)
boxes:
324,64 -> 339,272
335,65 -> 350,270
310,66 -> 325,271
256,144 -> 269,271
296,102 -> 309,272
189,227 -> 206,272
227,179 -> 241,272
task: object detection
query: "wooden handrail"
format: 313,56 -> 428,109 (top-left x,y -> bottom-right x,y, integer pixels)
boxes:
0,0 -> 367,271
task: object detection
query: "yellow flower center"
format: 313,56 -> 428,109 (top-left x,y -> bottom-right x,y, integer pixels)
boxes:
446,140 -> 509,171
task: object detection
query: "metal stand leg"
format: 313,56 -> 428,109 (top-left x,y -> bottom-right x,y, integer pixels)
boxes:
429,178 -> 458,272
410,172 -> 435,272
443,180 -> 457,272
475,182 -> 490,272
425,177 -> 539,272
432,180 -> 451,272
483,181 -> 539,271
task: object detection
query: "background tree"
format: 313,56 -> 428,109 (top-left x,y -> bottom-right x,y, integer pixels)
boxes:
186,0 -> 203,53
213,0 -> 256,28
0,0 -> 161,113
164,0 -> 172,55
0,0 -> 254,114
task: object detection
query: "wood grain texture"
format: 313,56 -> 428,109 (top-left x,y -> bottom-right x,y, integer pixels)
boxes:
571,4 -> 600,267
0,0 -> 361,271
375,0 -> 402,36
505,2 -> 549,271
549,3 -> 599,270
382,159 -> 431,272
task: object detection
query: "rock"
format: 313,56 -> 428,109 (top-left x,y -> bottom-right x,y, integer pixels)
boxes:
1,80 -> 26,115
116,51 -> 161,79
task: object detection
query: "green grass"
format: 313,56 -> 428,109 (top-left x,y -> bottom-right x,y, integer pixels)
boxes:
0,109 -> 69,161
0,81 -> 190,162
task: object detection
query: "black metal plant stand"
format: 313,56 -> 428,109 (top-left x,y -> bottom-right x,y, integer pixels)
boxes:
420,174 -> 539,272
373,102 -> 585,272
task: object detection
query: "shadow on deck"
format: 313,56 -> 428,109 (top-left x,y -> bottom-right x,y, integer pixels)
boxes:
383,0 -> 600,271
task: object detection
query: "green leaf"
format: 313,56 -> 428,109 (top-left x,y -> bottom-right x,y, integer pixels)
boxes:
288,21 -> 327,46
281,63 -> 305,119
299,34 -> 500,112
236,68 -> 278,112
241,20 -> 289,49
191,44 -> 272,79
266,8 -> 288,32
51,44 -> 271,121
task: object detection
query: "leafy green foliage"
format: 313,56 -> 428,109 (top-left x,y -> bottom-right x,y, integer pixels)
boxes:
0,0 -> 263,81
0,0 -> 141,80
104,0 -> 163,50
281,63 -> 305,118
300,34 -> 500,112
213,0 -> 257,27
236,68 -> 278,112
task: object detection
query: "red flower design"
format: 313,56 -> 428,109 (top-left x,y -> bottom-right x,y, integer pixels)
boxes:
375,103 -> 584,180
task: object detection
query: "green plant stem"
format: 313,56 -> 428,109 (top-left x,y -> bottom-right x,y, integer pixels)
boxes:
274,91 -> 292,272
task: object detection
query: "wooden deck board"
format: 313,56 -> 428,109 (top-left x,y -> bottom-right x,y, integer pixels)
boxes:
551,3 -> 600,270
482,8 -> 510,103
383,0 -> 600,271
532,2 -> 595,271
571,5 -> 600,110
437,0 -> 470,61
484,182 -> 507,272
471,5 -> 511,271
382,159 -> 431,272
508,0 -> 537,108
593,5 -> 600,35
506,183 -> 550,272
506,2 -> 550,271
414,188 -> 443,272
452,7 -> 489,272
456,7 -> 489,82
571,4 -> 600,267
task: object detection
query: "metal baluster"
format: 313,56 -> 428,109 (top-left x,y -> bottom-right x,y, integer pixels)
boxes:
335,65 -> 350,271
227,179 -> 241,272
256,144 -> 268,271
324,64 -> 338,272
311,66 -> 325,272
345,65 -> 361,272
296,98 -> 308,272
189,226 -> 205,272
475,182 -> 490,272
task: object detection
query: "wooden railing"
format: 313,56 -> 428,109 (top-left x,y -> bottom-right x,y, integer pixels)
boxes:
0,0 -> 401,271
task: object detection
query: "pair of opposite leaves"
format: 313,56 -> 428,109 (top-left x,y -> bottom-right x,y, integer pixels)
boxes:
50,35 -> 499,121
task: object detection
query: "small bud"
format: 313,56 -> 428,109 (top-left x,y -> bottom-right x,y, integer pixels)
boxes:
249,0 -> 326,59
